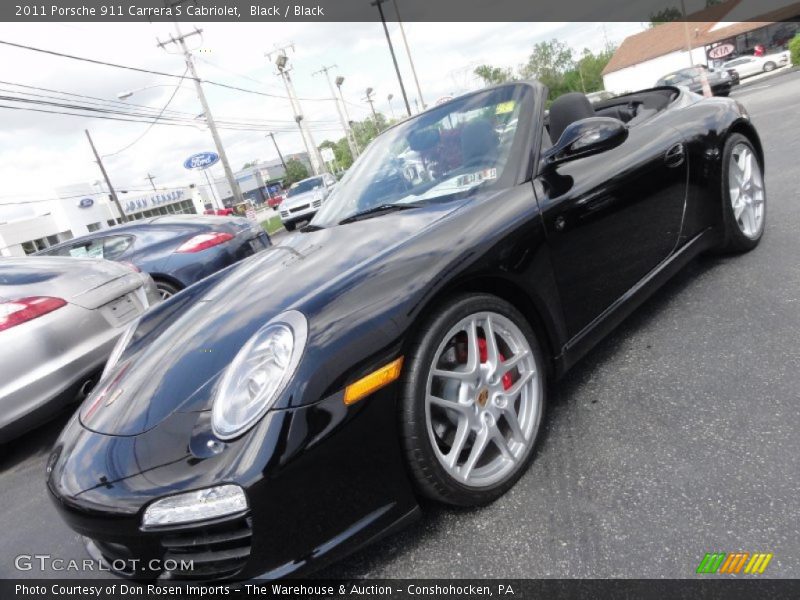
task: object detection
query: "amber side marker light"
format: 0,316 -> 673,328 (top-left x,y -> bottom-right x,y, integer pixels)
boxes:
343,357 -> 404,405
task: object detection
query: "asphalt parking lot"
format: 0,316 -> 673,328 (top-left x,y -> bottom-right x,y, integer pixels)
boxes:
2,71 -> 799,580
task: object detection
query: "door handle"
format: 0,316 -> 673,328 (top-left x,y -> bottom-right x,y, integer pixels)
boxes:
665,143 -> 685,168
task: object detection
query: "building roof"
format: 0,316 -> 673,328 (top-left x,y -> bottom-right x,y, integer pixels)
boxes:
602,0 -> 800,75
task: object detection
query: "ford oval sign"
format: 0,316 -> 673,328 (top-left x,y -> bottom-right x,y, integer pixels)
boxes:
184,152 -> 220,170
77,197 -> 94,208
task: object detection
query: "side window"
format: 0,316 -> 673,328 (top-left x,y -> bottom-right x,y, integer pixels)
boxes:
68,239 -> 105,258
103,236 -> 134,260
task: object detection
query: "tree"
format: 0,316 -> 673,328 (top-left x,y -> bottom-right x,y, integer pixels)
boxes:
352,115 -> 388,150
519,39 -> 575,99
649,7 -> 682,26
242,160 -> 258,169
790,33 -> 800,67
562,46 -> 617,93
474,64 -> 515,87
283,159 -> 309,186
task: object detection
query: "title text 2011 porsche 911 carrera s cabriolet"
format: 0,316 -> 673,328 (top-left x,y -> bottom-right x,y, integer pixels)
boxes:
47,81 -> 765,580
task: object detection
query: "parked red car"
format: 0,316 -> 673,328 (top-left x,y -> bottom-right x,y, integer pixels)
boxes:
203,208 -> 234,216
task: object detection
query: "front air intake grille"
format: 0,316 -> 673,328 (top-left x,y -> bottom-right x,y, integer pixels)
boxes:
159,516 -> 252,580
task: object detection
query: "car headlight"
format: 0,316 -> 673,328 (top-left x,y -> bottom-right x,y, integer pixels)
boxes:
101,318 -> 139,381
142,485 -> 248,528
211,310 -> 308,440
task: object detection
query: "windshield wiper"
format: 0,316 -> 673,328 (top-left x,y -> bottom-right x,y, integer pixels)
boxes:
338,202 -> 424,225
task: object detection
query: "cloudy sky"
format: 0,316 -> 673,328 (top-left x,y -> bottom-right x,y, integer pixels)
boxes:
0,20 -> 649,221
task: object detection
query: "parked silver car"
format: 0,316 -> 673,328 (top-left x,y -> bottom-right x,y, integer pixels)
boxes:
279,173 -> 338,231
0,257 -> 160,442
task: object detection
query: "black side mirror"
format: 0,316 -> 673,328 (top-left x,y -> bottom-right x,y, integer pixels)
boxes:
543,117 -> 628,167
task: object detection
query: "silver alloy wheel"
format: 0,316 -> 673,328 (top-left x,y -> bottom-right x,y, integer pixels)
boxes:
158,287 -> 174,300
425,311 -> 541,488
729,142 -> 765,239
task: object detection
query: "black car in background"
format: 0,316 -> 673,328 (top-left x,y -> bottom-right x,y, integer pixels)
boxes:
37,215 -> 270,298
656,66 -> 733,96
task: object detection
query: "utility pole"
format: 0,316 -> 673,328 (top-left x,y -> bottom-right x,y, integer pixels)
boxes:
314,64 -> 359,160
294,115 -> 315,174
145,172 -> 157,191
267,132 -> 287,172
85,129 -> 127,223
267,45 -> 325,175
364,87 -> 380,130
371,0 -> 412,116
391,0 -> 425,111
335,76 -> 360,157
158,25 -> 244,206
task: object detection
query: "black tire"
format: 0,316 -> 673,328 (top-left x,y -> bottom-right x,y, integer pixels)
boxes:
763,61 -> 776,72
284,221 -> 296,231
154,279 -> 181,300
399,294 -> 546,506
718,133 -> 766,254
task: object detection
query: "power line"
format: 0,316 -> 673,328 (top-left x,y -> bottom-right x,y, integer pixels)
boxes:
0,39 -> 338,103
0,95 -> 345,133
0,81 -> 341,126
102,66 -> 189,157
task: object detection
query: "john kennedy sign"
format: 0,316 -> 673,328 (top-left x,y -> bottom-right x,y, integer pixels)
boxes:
184,152 -> 220,170
122,189 -> 186,215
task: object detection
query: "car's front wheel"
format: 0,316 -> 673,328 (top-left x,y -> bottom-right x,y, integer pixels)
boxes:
283,221 -> 296,231
399,294 -> 546,506
719,133 -> 766,253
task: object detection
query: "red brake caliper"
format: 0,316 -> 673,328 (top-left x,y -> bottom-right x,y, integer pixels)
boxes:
477,338 -> 513,391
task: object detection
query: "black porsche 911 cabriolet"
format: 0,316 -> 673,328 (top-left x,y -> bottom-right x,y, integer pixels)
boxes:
47,81 -> 765,580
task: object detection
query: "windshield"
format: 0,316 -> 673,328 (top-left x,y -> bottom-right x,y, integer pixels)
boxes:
311,85 -> 529,227
287,177 -> 324,197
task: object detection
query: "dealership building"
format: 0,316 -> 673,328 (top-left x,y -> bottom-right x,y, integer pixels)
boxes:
209,152 -> 312,208
601,1 -> 800,93
0,183 -> 205,257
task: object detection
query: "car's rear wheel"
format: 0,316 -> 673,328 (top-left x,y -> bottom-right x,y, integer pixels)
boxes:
399,294 -> 546,506
763,61 -> 776,72
719,133 -> 766,253
154,280 -> 181,300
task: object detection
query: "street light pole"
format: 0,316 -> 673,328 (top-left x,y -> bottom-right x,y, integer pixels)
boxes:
371,0 -> 412,117
85,129 -> 127,223
387,93 -> 396,119
158,26 -> 245,207
314,65 -> 359,160
145,172 -> 157,191
364,87 -> 380,130
267,46 -> 326,175
391,0 -> 425,111
335,76 -> 360,156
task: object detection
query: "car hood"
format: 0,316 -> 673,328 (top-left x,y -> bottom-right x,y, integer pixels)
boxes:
0,256 -> 141,309
282,189 -> 322,209
79,199 -> 467,437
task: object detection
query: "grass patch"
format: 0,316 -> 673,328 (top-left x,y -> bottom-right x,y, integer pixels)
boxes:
261,215 -> 284,235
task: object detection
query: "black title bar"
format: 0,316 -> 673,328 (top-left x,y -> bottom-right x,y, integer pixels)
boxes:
3,0 -> 800,22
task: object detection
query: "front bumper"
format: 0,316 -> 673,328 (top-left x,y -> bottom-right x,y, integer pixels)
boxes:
279,200 -> 321,224
47,383 -> 419,580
